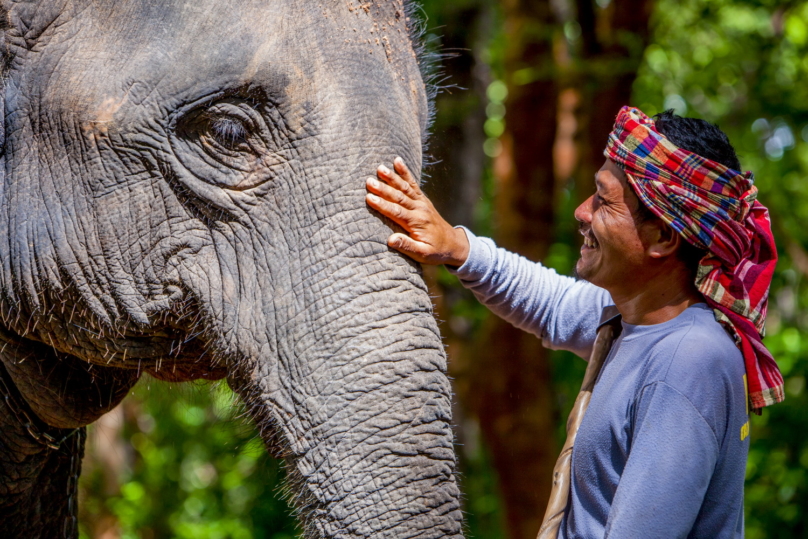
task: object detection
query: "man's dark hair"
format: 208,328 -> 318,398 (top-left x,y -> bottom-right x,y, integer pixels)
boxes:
634,109 -> 742,270
653,110 -> 742,171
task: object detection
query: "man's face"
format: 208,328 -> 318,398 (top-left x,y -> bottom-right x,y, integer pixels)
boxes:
573,159 -> 656,291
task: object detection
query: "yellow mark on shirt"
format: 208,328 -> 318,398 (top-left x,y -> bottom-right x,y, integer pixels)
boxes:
740,420 -> 750,441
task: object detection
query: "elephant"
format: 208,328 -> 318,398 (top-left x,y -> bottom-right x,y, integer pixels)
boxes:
0,0 -> 465,537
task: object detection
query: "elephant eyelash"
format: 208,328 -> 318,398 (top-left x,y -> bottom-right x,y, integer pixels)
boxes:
208,116 -> 249,149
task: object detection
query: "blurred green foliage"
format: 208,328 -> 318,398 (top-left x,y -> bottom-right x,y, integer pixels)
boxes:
79,382 -> 298,539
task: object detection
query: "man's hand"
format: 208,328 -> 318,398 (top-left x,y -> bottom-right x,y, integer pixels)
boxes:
366,157 -> 470,266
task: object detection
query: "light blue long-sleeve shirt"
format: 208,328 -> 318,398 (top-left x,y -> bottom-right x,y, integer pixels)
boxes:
449,229 -> 750,539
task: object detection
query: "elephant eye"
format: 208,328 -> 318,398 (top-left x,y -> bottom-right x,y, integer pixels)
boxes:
175,99 -> 268,164
169,96 -> 282,192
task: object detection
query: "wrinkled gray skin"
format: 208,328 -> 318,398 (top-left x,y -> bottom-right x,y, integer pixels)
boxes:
0,1 -> 464,537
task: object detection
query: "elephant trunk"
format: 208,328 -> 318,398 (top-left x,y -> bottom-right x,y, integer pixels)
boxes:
218,231 -> 464,537
279,323 -> 461,538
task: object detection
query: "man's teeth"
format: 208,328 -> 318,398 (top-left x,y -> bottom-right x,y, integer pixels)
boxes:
584,236 -> 597,248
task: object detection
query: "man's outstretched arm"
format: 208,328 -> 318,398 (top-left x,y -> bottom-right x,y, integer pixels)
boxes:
366,158 -> 611,357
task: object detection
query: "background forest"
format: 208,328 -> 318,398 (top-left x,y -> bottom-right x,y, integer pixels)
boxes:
78,0 -> 808,538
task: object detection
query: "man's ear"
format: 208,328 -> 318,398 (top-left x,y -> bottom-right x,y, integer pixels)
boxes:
647,221 -> 681,259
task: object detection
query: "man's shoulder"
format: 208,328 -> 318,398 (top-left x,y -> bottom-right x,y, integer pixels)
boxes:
627,306 -> 747,443
639,305 -> 744,397
667,307 -> 743,373
652,306 -> 746,426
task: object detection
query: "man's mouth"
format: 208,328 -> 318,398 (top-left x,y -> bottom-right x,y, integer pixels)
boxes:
582,233 -> 598,249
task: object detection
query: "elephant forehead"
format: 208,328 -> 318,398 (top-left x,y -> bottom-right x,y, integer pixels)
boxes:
13,0 -> 426,138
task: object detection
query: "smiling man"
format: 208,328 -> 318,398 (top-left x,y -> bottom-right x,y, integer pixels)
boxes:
365,107 -> 782,538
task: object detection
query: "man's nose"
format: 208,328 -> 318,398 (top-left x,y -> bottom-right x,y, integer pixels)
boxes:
574,194 -> 594,224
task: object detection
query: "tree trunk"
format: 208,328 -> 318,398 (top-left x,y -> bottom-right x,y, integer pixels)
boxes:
472,2 -> 560,538
572,0 -> 653,206
423,1 -> 560,536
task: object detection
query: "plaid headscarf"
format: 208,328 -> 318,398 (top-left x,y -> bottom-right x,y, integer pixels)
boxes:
604,106 -> 781,411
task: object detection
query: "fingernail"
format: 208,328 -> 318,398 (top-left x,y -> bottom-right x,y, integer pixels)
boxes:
367,177 -> 379,188
367,194 -> 379,202
394,156 -> 404,165
378,165 -> 390,175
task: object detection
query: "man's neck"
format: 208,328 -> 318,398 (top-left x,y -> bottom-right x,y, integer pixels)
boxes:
609,268 -> 704,326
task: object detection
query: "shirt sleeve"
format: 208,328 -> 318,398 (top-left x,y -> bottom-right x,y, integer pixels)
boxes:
604,381 -> 719,539
447,227 -> 613,359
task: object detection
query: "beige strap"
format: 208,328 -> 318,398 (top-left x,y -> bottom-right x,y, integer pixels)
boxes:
537,323 -> 617,539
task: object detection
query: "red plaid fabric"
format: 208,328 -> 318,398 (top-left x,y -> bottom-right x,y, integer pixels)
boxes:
605,106 -> 782,411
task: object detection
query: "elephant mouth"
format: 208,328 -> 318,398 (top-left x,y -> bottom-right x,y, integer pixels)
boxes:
15,281 -> 229,382
100,308 -> 230,383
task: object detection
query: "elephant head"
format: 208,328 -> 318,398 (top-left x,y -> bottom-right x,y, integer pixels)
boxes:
0,0 -> 464,537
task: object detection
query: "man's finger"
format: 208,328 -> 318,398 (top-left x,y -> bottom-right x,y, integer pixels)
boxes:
388,233 -> 433,262
377,163 -> 421,199
366,177 -> 417,210
393,157 -> 420,191
366,193 -> 414,230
